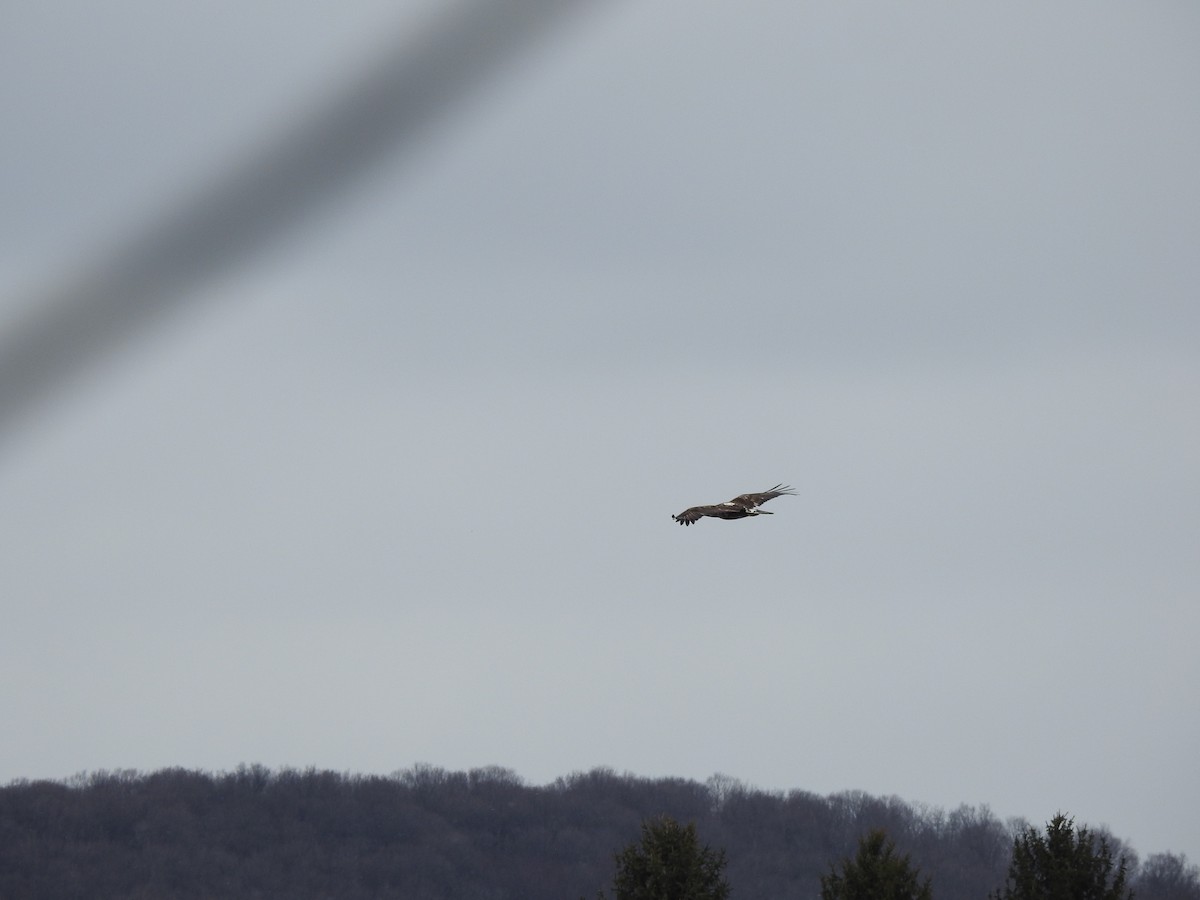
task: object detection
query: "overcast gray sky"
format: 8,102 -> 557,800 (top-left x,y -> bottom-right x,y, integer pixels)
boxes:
2,0 -> 1198,865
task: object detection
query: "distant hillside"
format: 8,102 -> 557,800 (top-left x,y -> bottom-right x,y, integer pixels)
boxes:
2,765 -> 1196,900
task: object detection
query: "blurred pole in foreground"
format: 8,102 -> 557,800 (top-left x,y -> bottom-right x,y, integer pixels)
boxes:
0,0 -> 605,453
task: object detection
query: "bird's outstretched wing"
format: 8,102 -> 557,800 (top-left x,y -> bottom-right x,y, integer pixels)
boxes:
672,505 -> 735,526
728,484 -> 797,509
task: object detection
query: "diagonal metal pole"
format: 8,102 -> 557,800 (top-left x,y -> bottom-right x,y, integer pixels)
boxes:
0,0 -> 606,449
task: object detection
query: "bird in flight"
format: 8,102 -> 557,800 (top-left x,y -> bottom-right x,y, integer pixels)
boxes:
672,484 -> 797,526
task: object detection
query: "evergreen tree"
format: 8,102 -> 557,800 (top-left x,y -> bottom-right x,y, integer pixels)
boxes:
990,813 -> 1133,900
606,815 -> 731,900
821,828 -> 934,900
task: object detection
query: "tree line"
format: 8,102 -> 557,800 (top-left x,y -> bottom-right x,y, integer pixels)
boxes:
605,811 -> 1164,900
0,764 -> 1195,900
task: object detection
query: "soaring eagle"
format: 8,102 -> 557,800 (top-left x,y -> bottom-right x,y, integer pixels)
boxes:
672,484 -> 797,526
